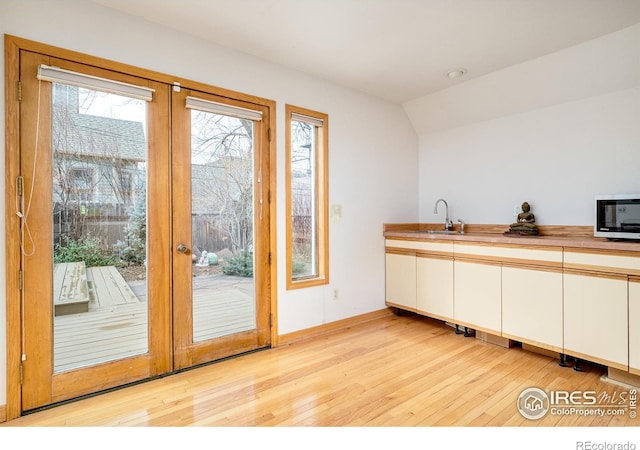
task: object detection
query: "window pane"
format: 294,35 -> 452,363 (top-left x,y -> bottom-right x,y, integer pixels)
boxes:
291,119 -> 318,279
190,109 -> 257,342
52,83 -> 148,372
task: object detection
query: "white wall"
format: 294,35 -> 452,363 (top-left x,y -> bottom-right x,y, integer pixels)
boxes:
405,24 -> 640,226
0,0 -> 419,406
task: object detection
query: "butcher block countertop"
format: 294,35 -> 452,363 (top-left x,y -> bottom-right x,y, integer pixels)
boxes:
384,223 -> 640,253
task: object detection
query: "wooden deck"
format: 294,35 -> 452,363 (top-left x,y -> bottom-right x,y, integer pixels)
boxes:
53,271 -> 255,373
192,276 -> 255,342
54,302 -> 148,372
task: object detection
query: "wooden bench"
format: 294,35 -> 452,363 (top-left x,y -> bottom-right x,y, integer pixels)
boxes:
53,261 -> 90,316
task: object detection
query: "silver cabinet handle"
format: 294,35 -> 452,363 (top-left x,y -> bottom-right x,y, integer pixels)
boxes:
176,243 -> 189,253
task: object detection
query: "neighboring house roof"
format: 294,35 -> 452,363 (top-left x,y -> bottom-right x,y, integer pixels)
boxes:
62,115 -> 145,161
53,112 -> 146,162
52,85 -> 146,162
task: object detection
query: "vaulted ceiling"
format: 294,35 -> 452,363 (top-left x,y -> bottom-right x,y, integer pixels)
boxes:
90,0 -> 640,103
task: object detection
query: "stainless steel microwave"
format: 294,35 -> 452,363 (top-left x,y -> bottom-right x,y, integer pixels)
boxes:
594,194 -> 640,240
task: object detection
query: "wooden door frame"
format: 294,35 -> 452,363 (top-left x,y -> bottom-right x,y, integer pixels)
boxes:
4,34 -> 278,420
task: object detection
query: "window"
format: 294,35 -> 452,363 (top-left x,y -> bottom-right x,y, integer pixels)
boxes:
69,168 -> 94,202
286,105 -> 329,289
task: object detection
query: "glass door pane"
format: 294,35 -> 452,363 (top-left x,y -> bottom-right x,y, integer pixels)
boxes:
190,109 -> 256,342
51,83 -> 149,372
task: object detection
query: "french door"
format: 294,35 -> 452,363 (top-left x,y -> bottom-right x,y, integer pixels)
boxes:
15,48 -> 272,412
171,88 -> 271,369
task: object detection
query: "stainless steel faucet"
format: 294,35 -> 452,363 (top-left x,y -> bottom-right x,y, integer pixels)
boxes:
434,198 -> 453,231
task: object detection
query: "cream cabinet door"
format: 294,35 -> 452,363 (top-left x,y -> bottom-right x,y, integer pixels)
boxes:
630,278 -> 640,375
417,256 -> 454,321
502,266 -> 563,351
564,272 -> 628,370
385,252 -> 417,311
454,260 -> 501,334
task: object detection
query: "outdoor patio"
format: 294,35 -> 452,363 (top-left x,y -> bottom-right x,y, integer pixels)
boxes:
53,267 -> 255,373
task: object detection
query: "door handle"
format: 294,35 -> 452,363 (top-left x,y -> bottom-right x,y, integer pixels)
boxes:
176,243 -> 189,254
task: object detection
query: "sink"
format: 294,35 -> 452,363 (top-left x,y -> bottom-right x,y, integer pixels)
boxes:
404,230 -> 460,234
427,230 -> 460,235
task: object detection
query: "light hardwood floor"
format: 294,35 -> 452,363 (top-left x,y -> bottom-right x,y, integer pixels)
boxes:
2,313 -> 638,427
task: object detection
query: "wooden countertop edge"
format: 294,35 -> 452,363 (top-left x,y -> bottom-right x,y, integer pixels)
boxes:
384,223 -> 640,253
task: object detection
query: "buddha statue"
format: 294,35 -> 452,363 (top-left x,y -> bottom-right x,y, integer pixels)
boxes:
507,202 -> 539,235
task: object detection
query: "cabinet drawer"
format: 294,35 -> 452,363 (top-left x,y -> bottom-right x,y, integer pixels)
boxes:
386,239 -> 453,254
454,243 -> 561,267
564,249 -> 640,276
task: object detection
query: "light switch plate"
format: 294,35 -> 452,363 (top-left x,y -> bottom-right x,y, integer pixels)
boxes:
331,204 -> 342,223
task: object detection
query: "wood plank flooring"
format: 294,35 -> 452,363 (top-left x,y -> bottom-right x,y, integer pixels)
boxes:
4,313 -> 639,429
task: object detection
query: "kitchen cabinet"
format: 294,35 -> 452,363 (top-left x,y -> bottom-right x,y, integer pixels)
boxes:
502,265 -> 563,351
416,242 -> 454,321
630,277 -> 640,375
563,249 -> 637,371
563,271 -> 628,371
453,257 -> 501,334
385,240 -> 416,312
500,246 -> 564,351
384,227 -> 640,379
452,243 -> 563,338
